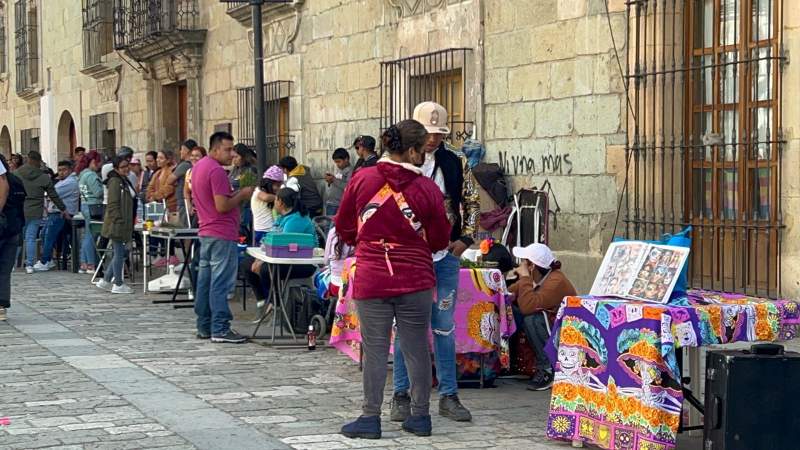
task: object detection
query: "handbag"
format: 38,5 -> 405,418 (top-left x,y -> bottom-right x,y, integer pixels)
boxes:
88,203 -> 105,220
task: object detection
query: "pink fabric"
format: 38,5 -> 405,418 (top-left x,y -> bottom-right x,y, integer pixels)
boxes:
329,264 -> 515,362
191,156 -> 239,241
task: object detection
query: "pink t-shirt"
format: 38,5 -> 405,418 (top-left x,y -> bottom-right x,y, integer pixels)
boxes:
191,156 -> 239,241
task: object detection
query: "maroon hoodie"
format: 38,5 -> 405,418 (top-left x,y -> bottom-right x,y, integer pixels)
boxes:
336,160 -> 451,300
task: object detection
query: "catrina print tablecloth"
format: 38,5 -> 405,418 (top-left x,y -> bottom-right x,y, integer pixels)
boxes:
544,290 -> 800,450
329,260 -> 515,361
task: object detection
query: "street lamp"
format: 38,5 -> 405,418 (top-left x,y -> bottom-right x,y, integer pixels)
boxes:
219,0 -> 292,175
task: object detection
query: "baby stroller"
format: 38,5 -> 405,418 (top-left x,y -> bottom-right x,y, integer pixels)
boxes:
304,268 -> 338,339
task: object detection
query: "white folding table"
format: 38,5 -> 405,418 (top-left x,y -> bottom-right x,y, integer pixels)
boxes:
246,247 -> 324,345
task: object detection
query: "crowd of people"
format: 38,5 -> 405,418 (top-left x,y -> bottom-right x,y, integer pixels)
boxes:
0,101 -> 578,440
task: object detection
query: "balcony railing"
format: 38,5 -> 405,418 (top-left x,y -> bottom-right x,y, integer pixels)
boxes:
114,0 -> 201,50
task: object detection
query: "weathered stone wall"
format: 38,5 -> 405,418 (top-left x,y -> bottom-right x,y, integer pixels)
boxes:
3,0 -> 800,296
482,0 -> 627,290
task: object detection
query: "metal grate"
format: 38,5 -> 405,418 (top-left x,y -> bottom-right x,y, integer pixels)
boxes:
82,0 -> 114,67
624,0 -> 785,297
236,81 -> 294,165
380,48 -> 473,147
113,0 -> 200,50
89,113 -> 116,158
14,0 -> 38,93
20,128 -> 39,155
0,3 -> 6,74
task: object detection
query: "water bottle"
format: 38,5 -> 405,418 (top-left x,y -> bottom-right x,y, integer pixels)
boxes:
307,325 -> 317,351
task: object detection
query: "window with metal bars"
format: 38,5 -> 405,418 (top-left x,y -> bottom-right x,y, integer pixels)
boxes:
82,0 -> 114,67
624,0 -> 784,297
236,81 -> 293,165
0,2 -> 7,75
89,113 -> 116,158
113,0 -> 200,50
14,0 -> 38,93
380,48 -> 473,148
20,127 -> 38,155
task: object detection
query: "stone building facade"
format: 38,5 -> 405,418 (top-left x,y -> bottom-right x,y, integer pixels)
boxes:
0,0 -> 798,298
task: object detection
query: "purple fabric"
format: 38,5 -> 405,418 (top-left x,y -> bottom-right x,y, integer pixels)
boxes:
544,290 -> 800,450
192,156 -> 239,242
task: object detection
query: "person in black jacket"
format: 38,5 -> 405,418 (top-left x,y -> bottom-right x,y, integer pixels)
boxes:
352,135 -> 378,173
391,102 -> 481,424
0,154 -> 27,320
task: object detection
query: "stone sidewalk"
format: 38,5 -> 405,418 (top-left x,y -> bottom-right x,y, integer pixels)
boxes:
1,270 -> 573,450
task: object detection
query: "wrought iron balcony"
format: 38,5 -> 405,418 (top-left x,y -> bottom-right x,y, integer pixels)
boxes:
113,0 -> 205,61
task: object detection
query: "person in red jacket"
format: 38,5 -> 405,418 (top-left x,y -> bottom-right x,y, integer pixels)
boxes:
336,120 -> 451,440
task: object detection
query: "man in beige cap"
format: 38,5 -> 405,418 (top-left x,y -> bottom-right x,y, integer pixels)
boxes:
391,101 -> 480,423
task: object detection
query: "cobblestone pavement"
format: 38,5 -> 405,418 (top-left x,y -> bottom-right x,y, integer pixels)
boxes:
2,270 -> 574,450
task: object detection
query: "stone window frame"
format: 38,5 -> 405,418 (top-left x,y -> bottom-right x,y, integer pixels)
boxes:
380,48 -> 474,147
89,112 -> 117,158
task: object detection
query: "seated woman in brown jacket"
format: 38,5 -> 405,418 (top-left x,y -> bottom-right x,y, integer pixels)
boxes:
509,243 -> 577,392
145,149 -> 177,212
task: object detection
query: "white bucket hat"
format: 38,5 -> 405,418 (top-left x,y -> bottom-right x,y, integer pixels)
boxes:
513,243 -> 555,269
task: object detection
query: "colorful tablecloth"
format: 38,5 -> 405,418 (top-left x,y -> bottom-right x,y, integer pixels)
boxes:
329,260 -> 516,362
544,290 -> 800,450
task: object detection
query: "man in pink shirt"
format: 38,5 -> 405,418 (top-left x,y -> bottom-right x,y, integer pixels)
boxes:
192,132 -> 254,343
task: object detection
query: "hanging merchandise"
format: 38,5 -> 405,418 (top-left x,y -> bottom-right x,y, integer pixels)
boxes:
473,163 -> 509,208
461,131 -> 486,169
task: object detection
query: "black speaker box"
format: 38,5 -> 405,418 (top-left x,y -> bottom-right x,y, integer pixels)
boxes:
703,344 -> 800,450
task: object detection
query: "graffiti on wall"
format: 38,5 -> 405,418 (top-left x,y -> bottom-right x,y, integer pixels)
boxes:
498,150 -> 573,176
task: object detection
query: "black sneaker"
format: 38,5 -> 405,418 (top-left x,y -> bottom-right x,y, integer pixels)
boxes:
390,391 -> 411,422
439,394 -> 472,422
527,370 -> 554,391
211,330 -> 247,344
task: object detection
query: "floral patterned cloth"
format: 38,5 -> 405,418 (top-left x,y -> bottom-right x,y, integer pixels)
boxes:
545,290 -> 800,450
328,263 -> 516,362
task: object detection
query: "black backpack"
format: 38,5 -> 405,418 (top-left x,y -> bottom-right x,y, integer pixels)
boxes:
1,171 -> 27,238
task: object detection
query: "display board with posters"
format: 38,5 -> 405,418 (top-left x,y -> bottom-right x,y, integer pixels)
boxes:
590,242 -> 689,304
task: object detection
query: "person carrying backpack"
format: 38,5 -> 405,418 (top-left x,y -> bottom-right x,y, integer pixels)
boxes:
0,154 -> 27,320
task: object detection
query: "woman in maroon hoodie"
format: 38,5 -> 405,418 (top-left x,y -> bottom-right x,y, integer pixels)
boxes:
336,120 -> 451,439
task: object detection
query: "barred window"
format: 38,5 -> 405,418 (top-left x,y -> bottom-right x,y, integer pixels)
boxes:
82,0 -> 114,67
381,48 -> 474,148
20,127 -> 38,155
89,113 -> 116,158
0,2 -> 7,75
625,0 -> 784,297
113,0 -> 200,49
236,81 -> 293,165
14,0 -> 38,93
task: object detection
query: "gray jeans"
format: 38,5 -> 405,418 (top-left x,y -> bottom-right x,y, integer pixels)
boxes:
356,289 -> 433,417
103,240 -> 128,286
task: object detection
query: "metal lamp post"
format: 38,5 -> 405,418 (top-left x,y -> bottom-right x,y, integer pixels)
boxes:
219,0 -> 292,175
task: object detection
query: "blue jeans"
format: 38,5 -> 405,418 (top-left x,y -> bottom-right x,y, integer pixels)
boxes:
103,240 -> 128,286
23,218 -> 43,267
194,237 -> 238,336
41,213 -> 66,264
80,204 -> 98,266
394,252 -> 460,396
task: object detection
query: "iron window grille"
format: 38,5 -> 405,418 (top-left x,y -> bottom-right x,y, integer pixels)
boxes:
20,127 -> 38,155
82,0 -> 114,67
89,113 -> 116,158
113,0 -> 200,50
0,3 -> 6,74
624,0 -> 785,297
236,80 -> 294,165
14,0 -> 38,93
380,48 -> 474,148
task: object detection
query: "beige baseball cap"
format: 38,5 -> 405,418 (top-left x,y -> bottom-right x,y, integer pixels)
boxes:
413,102 -> 450,135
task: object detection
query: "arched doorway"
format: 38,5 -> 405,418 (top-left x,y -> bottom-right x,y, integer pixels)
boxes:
56,111 -> 77,161
0,126 -> 11,158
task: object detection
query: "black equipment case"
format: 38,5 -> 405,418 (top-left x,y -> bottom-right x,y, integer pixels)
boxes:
703,344 -> 800,450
